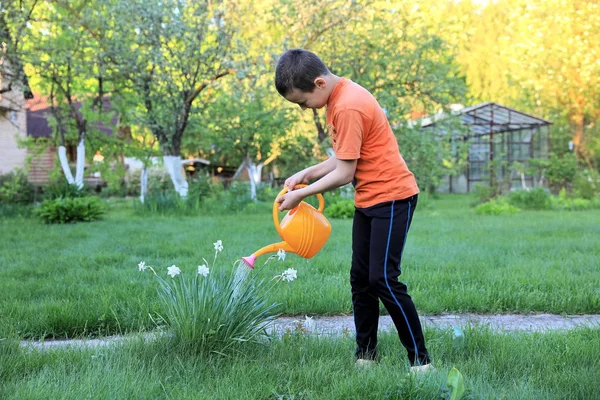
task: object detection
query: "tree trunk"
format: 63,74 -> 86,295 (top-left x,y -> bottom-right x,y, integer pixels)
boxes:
246,158 -> 264,201
163,155 -> 188,197
74,136 -> 85,189
58,146 -> 75,185
140,166 -> 148,204
312,108 -> 328,142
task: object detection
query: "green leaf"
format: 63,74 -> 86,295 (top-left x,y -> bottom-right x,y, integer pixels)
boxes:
447,367 -> 465,400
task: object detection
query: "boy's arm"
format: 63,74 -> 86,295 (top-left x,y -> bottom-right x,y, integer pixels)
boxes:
277,158 -> 357,211
285,156 -> 337,190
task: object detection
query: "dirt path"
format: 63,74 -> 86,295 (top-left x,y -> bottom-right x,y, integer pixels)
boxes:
19,314 -> 600,351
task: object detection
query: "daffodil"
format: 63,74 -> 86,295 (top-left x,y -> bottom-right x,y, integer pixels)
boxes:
277,249 -> 286,261
197,264 -> 210,277
281,268 -> 297,282
167,265 -> 181,278
213,240 -> 223,252
138,261 -> 147,272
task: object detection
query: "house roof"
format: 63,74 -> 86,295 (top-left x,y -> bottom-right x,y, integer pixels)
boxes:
26,94 -> 118,139
421,102 -> 552,137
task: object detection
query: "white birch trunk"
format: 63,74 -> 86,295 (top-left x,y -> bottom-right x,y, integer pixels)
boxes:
520,173 -> 528,191
140,167 -> 148,204
74,138 -> 85,189
58,145 -> 75,185
246,160 -> 264,201
163,155 -> 188,197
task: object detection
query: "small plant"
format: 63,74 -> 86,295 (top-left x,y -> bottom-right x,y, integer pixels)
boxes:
138,241 -> 296,356
36,196 -> 106,223
325,199 -> 354,219
475,198 -> 521,215
0,169 -> 36,204
507,188 -> 550,210
43,180 -> 88,199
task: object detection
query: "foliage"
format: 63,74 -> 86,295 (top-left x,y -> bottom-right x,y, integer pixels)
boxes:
43,180 -> 88,200
36,196 -> 106,224
471,184 -> 496,205
530,153 -> 579,194
394,121 -> 468,194
550,189 -> 600,211
573,169 -> 600,200
324,199 -> 354,219
139,245 -> 289,356
125,167 -> 172,197
507,189 -> 551,210
475,198 -> 521,216
446,367 -> 466,400
0,170 -> 35,205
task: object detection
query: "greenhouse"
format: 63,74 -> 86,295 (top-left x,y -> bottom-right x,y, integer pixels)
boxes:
421,102 -> 552,193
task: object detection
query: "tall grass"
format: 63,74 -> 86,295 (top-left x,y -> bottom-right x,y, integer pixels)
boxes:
145,260 -> 280,356
2,327 -> 599,399
0,195 -> 598,339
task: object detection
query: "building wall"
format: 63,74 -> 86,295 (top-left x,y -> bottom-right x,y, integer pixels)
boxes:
0,89 -> 28,176
28,146 -> 55,184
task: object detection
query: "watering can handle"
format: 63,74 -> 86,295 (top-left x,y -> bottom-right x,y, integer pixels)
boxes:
273,184 -> 325,237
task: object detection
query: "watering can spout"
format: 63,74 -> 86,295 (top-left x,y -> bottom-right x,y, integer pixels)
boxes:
241,241 -> 295,269
241,185 -> 332,269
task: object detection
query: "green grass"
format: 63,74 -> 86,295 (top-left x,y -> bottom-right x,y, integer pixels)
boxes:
2,327 -> 599,399
0,195 -> 599,339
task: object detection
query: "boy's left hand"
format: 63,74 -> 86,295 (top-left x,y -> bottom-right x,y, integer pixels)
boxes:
276,190 -> 304,211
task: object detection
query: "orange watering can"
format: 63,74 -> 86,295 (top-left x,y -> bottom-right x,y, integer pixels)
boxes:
241,185 -> 332,268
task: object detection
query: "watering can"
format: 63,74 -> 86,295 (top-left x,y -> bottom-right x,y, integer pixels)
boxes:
241,185 -> 332,268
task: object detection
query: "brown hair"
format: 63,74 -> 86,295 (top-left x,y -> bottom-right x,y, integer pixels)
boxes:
275,49 -> 329,96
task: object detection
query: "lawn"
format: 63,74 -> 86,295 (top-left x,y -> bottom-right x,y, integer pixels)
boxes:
2,327 -> 599,399
1,195 -> 599,339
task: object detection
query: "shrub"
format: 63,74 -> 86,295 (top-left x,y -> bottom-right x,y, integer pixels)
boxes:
550,189 -> 600,211
574,169 -> 600,200
475,198 -> 521,215
36,196 -> 106,223
507,188 -> 551,210
325,199 -> 355,219
43,180 -> 87,200
472,184 -> 496,205
0,169 -> 35,204
138,241 -> 293,356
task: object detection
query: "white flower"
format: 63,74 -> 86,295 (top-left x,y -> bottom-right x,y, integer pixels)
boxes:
138,261 -> 147,272
167,265 -> 181,278
213,240 -> 223,252
277,249 -> 286,261
197,264 -> 210,277
304,315 -> 315,331
281,268 -> 297,282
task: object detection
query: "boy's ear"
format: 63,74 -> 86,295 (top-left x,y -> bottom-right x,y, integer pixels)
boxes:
314,76 -> 327,89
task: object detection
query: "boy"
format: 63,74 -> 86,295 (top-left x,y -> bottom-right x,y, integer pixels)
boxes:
274,49 -> 431,371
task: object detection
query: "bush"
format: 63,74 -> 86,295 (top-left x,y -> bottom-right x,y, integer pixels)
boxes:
475,198 -> 521,215
36,196 -> 106,223
574,169 -> 600,200
550,189 -> 600,211
325,199 -> 355,219
43,180 -> 88,200
137,243 -> 292,356
472,184 -> 496,205
0,170 -> 35,205
507,188 -> 551,210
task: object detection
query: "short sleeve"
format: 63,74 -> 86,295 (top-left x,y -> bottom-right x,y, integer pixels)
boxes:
332,109 -> 363,160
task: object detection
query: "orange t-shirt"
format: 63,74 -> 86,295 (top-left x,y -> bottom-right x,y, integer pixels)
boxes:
326,78 -> 419,208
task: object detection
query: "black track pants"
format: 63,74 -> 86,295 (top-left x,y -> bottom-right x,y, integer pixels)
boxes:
351,195 -> 430,366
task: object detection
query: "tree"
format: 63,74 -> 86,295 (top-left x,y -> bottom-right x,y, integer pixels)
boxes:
191,75 -> 295,200
5,0 -> 114,188
74,0 -> 241,196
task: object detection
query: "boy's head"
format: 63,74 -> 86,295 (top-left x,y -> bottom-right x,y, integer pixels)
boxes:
275,49 -> 333,110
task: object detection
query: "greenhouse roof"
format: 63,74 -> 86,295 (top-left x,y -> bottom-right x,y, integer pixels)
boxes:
421,102 -> 552,138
